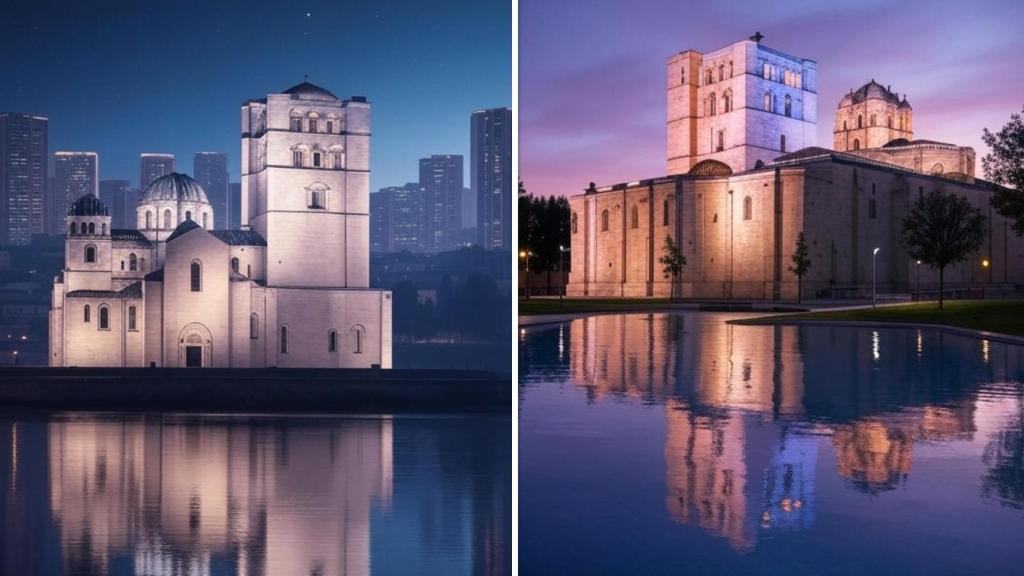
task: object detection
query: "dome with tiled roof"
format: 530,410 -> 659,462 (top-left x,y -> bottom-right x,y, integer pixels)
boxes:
140,173 -> 210,205
68,194 -> 109,216
688,159 -> 733,177
839,80 -> 903,108
282,81 -> 339,101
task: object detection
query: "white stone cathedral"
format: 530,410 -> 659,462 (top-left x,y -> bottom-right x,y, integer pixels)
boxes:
49,81 -> 392,368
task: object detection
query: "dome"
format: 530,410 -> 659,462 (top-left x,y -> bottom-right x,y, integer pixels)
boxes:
68,194 -> 109,216
883,138 -> 912,147
282,81 -> 339,101
843,79 -> 901,107
140,172 -> 209,205
688,159 -> 733,177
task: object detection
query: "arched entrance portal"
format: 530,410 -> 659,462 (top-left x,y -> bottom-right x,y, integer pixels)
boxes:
178,323 -> 212,367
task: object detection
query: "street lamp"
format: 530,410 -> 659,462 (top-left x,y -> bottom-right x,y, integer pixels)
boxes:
872,247 -> 880,307
519,250 -> 531,300
915,260 -> 921,295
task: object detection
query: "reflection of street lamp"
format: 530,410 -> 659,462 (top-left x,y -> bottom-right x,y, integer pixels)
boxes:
12,350 -> 18,365
872,247 -> 880,307
559,245 -> 569,309
519,250 -> 531,300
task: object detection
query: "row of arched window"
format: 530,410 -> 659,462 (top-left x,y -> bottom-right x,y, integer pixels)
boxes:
762,62 -> 803,89
289,111 -> 342,134
69,222 -> 107,236
763,92 -> 792,117
606,195 -> 756,232
120,253 -> 145,272
144,209 -> 209,230
261,320 -> 365,354
291,146 -> 345,170
844,112 -> 910,132
702,61 -> 734,85
704,91 -> 733,116
82,304 -> 136,331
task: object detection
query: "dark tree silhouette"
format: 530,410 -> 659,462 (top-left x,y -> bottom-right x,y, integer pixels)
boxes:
658,234 -> 686,300
983,106 -> 1024,235
788,231 -> 812,303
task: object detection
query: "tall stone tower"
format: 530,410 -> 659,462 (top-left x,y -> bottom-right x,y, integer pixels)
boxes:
833,80 -> 912,151
667,34 -> 817,174
240,82 -> 370,288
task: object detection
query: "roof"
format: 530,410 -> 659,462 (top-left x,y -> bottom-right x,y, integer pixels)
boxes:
66,281 -> 142,300
882,138 -> 958,149
166,219 -> 202,242
282,81 -> 339,101
139,172 -> 210,204
839,79 -> 910,108
210,229 -> 267,246
111,229 -> 154,248
68,195 -> 108,216
144,269 -> 163,282
688,159 -> 733,177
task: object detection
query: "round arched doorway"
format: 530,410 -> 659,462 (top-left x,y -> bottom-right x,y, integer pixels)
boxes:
178,323 -> 212,367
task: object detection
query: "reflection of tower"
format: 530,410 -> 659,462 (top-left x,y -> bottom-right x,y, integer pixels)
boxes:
760,433 -> 816,531
832,420 -> 912,492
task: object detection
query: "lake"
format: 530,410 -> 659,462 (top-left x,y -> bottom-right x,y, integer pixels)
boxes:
520,312 -> 1024,575
0,411 -> 510,575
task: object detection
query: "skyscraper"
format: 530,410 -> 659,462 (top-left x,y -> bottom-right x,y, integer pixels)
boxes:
0,113 -> 48,244
99,179 -> 135,229
472,107 -> 512,250
53,151 -> 98,229
193,152 -> 229,229
229,182 -> 241,229
371,182 -> 425,253
139,153 -> 174,189
419,154 -> 463,253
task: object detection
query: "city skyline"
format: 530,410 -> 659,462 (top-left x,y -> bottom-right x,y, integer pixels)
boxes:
0,1 -> 511,190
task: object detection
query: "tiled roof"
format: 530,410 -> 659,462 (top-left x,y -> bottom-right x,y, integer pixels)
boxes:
282,81 -> 339,101
688,159 -> 733,177
111,229 -> 154,248
210,229 -> 267,246
66,281 -> 142,300
140,172 -> 209,204
68,195 -> 109,216
166,219 -> 202,242
144,269 -> 164,282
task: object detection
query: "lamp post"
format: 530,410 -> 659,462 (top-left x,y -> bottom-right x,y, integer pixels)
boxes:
916,260 -> 921,296
559,245 -> 567,309
520,250 -> 531,300
872,247 -> 880,307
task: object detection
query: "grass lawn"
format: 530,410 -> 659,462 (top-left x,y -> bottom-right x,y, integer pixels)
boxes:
742,300 -> 1024,338
518,298 -> 683,316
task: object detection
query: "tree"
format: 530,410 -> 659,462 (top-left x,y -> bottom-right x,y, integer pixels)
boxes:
901,188 -> 986,309
658,234 -> 687,299
983,107 -> 1024,235
788,232 -> 812,303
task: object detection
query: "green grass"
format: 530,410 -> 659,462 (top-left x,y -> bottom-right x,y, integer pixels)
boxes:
518,297 -> 682,316
743,300 -> 1024,337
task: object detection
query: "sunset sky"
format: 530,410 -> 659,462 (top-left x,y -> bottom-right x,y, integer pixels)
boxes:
520,0 -> 1024,198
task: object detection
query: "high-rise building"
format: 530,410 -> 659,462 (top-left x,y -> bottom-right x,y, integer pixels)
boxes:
193,152 -> 229,230
461,186 -> 475,230
99,179 -> 135,229
371,182 -> 424,253
471,107 -> 512,250
0,113 -> 48,244
419,154 -> 463,253
229,182 -> 241,229
53,151 -> 98,229
139,153 -> 175,189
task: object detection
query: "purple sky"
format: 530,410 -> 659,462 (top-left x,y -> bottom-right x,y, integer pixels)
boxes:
520,0 -> 1024,198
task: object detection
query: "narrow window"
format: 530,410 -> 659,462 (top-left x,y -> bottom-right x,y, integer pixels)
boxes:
869,198 -> 877,219
870,114 -> 877,127
310,190 -> 324,209
601,209 -> 609,232
129,253 -> 137,271
332,152 -> 343,169
843,120 -> 847,130
140,258 -> 146,271
202,212 -> 208,229
723,92 -> 731,113
326,120 -> 333,133
763,91 -> 772,112
717,130 -> 724,152
121,260 -> 125,271
290,117 -> 302,132
784,95 -> 792,117
857,115 -> 863,129
706,68 -> 713,85
780,134 -> 786,152
887,115 -> 893,128
853,139 -> 860,151
353,327 -> 364,354
663,199 -> 670,226
328,330 -> 338,352
763,62 -> 770,79
308,118 -> 318,133
128,306 -> 136,331
190,260 -> 201,292
571,212 -> 578,234
718,65 -> 724,81
680,67 -> 685,85
88,222 -> 95,234
313,152 -> 321,168
145,211 -> 152,228
102,223 -> 107,235
630,205 -> 638,229
98,306 -> 109,330
743,196 -> 752,221
85,245 -> 96,263
163,210 -> 171,228
280,326 -> 288,354
292,150 -> 303,167
69,222 -> 76,235
250,314 -> 258,339
729,61 -> 733,77
231,257 -> 239,272
247,264 -> 251,278
709,93 -> 716,116
185,210 -> 192,221
84,305 -> 91,323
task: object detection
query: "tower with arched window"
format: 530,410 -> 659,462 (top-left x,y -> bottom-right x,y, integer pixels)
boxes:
833,80 -> 913,151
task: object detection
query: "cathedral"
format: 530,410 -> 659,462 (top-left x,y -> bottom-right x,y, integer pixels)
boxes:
568,35 -> 1023,300
49,82 -> 392,368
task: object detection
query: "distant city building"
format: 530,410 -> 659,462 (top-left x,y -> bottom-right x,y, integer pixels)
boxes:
229,182 -> 241,229
420,154 -> 463,253
139,153 -> 175,189
471,107 -> 512,250
53,151 -> 98,230
99,179 -> 136,229
193,152 -> 229,229
461,186 -> 475,230
0,113 -> 48,244
371,182 -> 424,253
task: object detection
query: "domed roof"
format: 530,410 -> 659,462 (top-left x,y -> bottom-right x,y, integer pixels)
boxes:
68,194 -> 109,216
841,79 -> 902,107
140,172 -> 209,205
883,138 -> 913,147
688,159 -> 733,177
282,81 -> 339,101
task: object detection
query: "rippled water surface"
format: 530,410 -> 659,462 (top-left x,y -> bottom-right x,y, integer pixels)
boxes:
520,312 -> 1024,575
0,412 -> 510,575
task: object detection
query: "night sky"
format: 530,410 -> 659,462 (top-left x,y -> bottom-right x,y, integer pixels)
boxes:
0,0 -> 511,189
521,0 -> 1024,198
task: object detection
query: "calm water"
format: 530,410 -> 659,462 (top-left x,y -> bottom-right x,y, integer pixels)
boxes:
0,412 -> 510,575
520,312 -> 1024,575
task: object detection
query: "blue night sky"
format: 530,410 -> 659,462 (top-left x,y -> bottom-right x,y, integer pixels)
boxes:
0,0 -> 511,189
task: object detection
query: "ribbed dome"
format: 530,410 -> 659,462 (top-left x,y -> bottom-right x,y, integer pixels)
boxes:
688,159 -> 733,177
68,194 -> 109,216
140,172 -> 209,204
282,81 -> 339,101
841,79 -> 902,107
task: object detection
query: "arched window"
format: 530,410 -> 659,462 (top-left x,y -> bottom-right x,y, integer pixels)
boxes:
709,93 -> 716,116
190,260 -> 201,292
185,210 -> 192,221
352,325 -> 365,354
69,222 -> 76,235
784,95 -> 792,117
231,257 -> 239,272
853,139 -> 860,150
679,67 -> 685,85
88,222 -> 95,234
145,211 -> 152,228
332,151 -> 343,169
128,306 -> 137,331
870,114 -> 877,126
84,245 -> 96,263
705,68 -> 713,85
121,260 -> 125,271
630,205 -> 639,229
84,305 -> 91,323
280,325 -> 288,354
743,196 -> 752,221
763,91 -> 772,112
857,115 -> 863,129
780,134 -> 786,152
723,91 -> 732,113
600,209 -> 609,232
129,253 -> 137,271
729,61 -> 734,77
202,212 -> 208,229
663,199 -> 670,226
102,223 -> 107,235
887,115 -> 893,128
718,65 -> 724,81
250,313 -> 258,339
98,305 -> 109,330
328,330 -> 338,352
571,212 -> 578,234
843,120 -> 847,130
290,116 -> 302,132
163,210 -> 172,229
292,150 -> 303,167
140,258 -> 145,271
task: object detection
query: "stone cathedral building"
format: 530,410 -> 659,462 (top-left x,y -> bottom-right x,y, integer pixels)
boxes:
568,35 -> 1023,300
49,81 -> 392,368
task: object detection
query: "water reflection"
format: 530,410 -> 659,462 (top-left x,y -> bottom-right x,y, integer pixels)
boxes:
521,313 -> 1024,565
1,413 -> 510,575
